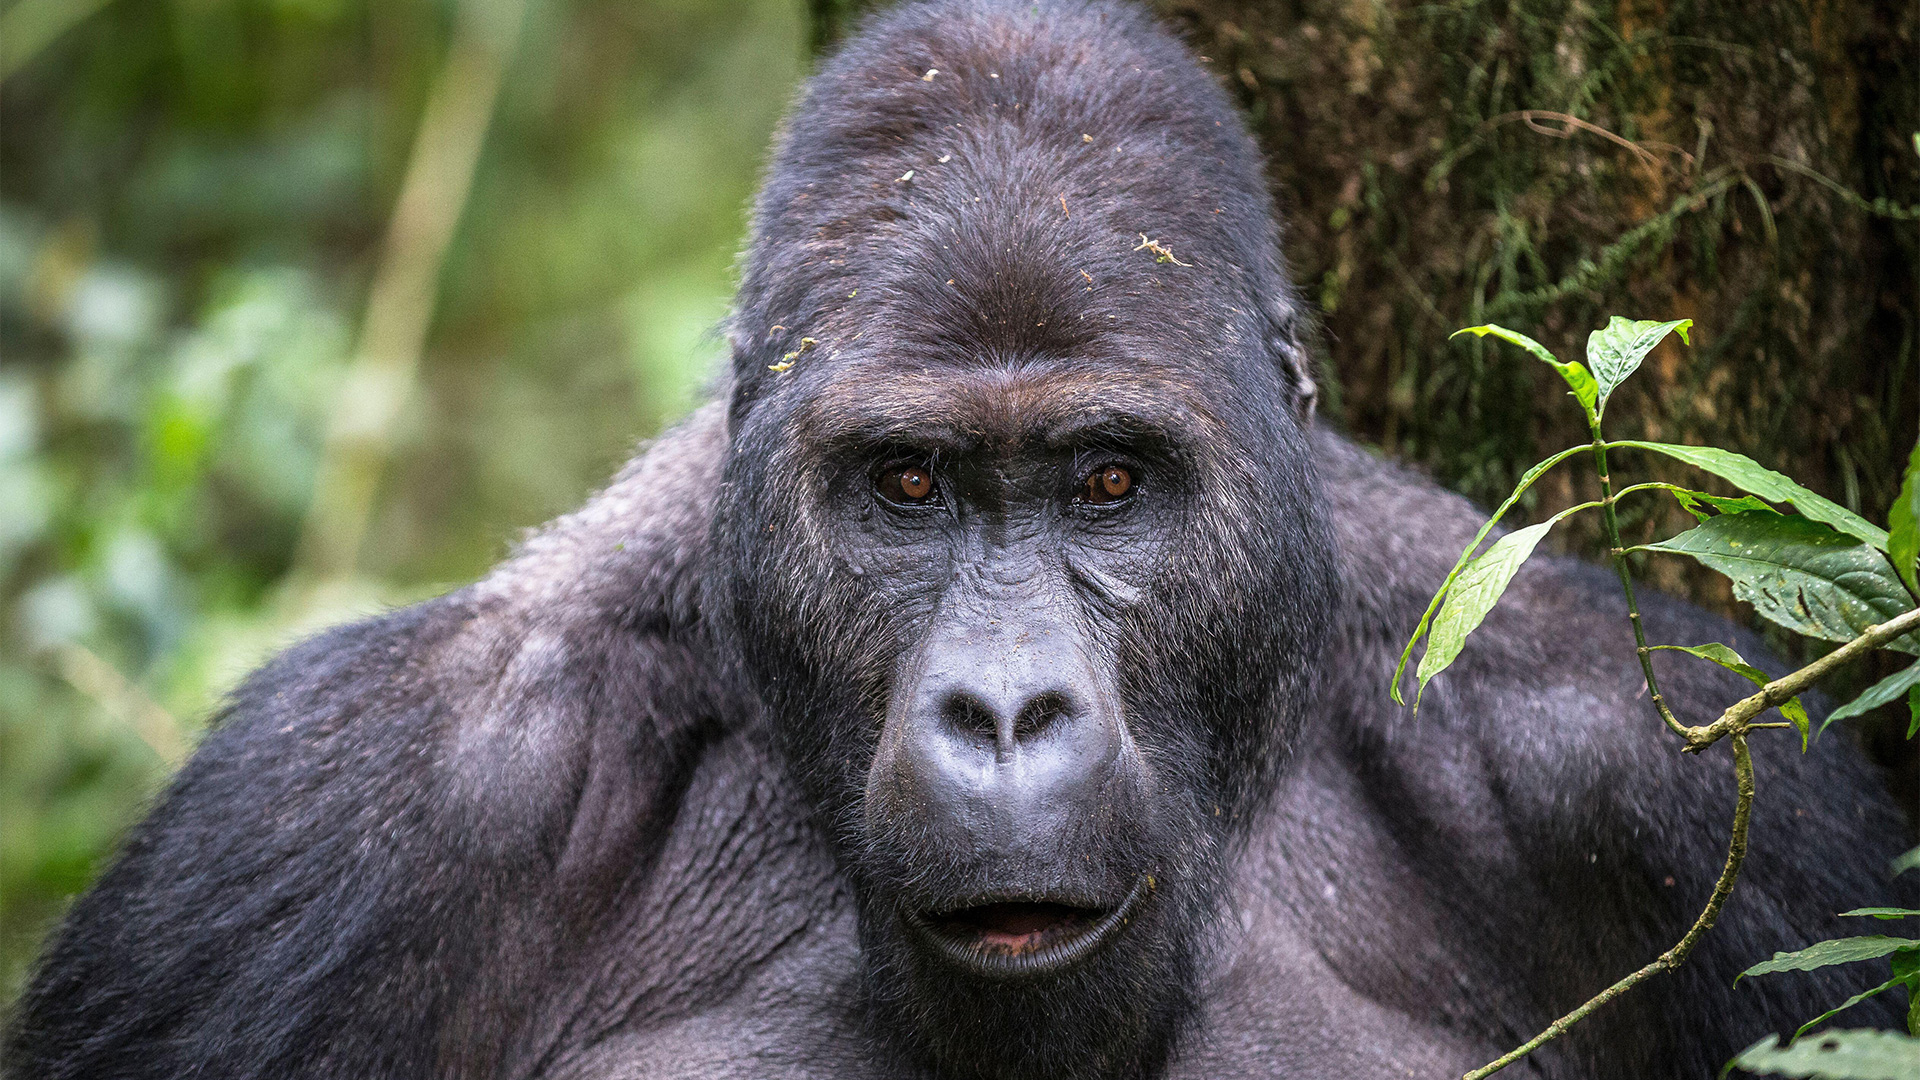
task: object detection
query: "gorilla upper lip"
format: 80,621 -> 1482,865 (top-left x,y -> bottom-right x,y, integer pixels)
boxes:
905,875 -> 1151,979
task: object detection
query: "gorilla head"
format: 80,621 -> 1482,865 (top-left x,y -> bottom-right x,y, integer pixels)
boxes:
712,1 -> 1336,1075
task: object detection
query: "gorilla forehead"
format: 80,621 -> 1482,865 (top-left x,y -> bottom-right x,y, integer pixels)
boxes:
729,0 -> 1298,409
798,359 -> 1223,446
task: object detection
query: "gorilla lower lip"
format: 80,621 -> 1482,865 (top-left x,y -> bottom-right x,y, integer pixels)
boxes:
939,902 -> 1098,952
908,876 -> 1150,978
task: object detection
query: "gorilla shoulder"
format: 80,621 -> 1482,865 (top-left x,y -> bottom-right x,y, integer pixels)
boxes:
2,405 -> 749,1080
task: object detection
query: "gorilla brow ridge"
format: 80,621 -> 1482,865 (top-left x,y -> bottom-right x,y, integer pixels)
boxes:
789,363 -> 1224,457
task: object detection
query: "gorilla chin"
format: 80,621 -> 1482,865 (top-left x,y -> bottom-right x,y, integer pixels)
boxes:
858,872 -> 1209,1080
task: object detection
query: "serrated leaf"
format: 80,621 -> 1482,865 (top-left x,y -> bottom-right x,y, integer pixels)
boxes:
1654,642 -> 1812,748
1391,445 -> 1590,704
1738,936 -> 1920,982
1657,642 -> 1773,683
1730,1030 -> 1920,1080
1823,662 -> 1920,734
1414,499 -> 1596,703
1453,324 -> 1599,420
1891,436 -> 1920,599
1587,316 -> 1692,414
1642,510 -> 1918,656
1415,520 -> 1556,702
1674,488 -> 1775,523
1613,441 -> 1891,551
1840,909 -> 1920,920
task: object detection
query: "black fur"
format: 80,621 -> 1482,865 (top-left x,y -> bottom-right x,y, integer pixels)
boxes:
6,1 -> 1914,1077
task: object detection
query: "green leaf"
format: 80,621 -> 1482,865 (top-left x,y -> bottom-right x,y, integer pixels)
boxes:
1653,642 -> 1812,748
1612,441 -> 1891,551
1823,662 -> 1920,734
1586,316 -> 1692,415
1674,488 -> 1775,523
1414,519 -> 1557,704
1891,951 -> 1920,1036
1453,325 -> 1599,420
1642,510 -> 1918,656
1391,445 -> 1590,705
1790,980 -> 1904,1043
1841,909 -> 1920,920
1896,847 -> 1920,877
1730,1029 -> 1920,1079
1910,684 -> 1920,741
1890,436 -> 1920,599
1738,937 -> 1920,983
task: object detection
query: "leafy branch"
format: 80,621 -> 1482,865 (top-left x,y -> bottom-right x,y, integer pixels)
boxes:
1397,316 -> 1920,1079
1463,733 -> 1757,1080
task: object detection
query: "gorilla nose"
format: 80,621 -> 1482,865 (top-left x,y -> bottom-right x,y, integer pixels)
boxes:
879,614 -> 1130,844
940,687 -> 1074,755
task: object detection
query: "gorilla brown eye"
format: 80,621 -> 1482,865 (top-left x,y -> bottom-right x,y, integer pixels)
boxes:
879,464 -> 938,505
1082,465 -> 1132,505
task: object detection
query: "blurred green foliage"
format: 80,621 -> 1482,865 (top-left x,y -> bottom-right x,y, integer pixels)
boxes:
0,0 -> 805,1001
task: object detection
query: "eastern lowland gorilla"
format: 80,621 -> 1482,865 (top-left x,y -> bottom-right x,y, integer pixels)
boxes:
7,1 -> 1915,1077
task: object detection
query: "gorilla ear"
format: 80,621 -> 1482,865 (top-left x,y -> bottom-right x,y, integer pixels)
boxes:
723,322 -> 764,436
1264,297 -> 1320,422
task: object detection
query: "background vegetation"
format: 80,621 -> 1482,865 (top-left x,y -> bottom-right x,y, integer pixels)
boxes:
2,0 -> 1914,1017
0,0 -> 805,998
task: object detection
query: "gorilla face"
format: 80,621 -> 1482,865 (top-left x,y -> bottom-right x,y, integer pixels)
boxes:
715,355 -> 1335,1079
708,4 -> 1337,1075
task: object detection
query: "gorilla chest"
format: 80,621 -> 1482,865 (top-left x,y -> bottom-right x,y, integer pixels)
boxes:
533,734 -> 1494,1079
559,922 -> 1484,1080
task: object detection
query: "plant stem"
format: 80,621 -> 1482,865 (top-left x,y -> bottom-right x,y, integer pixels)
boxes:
1462,734 -> 1755,1080
1589,425 -> 1690,737
1681,604 -> 1920,752
50,642 -> 184,764
293,0 -> 529,588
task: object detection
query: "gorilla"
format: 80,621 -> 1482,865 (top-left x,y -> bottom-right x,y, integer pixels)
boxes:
7,1 -> 1915,1077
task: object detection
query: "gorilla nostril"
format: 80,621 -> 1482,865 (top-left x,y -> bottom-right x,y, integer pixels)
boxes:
1014,692 -> 1072,740
940,693 -> 1000,742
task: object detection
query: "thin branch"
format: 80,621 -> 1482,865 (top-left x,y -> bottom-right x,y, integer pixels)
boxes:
0,0 -> 116,81
1590,427 -> 1690,737
1464,734 -> 1755,1079
51,643 -> 185,764
1763,156 -> 1920,221
292,0 -> 528,586
1681,605 -> 1920,753
1510,110 -> 1671,180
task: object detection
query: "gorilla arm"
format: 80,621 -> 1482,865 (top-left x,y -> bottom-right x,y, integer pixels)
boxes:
5,406 -> 738,1080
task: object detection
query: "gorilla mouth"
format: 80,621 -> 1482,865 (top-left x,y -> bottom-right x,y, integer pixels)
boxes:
906,876 -> 1151,979
942,902 -> 1098,949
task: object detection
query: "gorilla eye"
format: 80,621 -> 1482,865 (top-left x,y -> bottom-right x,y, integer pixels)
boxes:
1081,464 -> 1133,505
878,463 -> 940,506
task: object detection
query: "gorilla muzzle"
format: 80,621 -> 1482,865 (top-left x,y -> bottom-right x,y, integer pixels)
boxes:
864,571 -> 1153,977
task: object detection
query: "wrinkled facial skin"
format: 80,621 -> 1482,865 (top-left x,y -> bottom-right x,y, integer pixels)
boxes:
715,359 -> 1336,1080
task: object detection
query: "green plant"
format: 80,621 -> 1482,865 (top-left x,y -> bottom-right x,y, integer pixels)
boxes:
1394,317 -> 1920,1079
